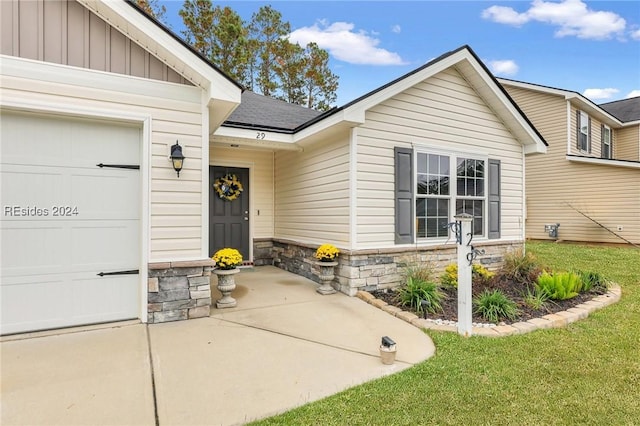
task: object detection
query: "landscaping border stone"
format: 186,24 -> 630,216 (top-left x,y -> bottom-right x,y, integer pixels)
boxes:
356,284 -> 621,337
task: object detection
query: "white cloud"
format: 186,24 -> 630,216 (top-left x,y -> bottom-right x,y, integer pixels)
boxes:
482,6 -> 529,26
583,88 -> 619,100
288,21 -> 407,65
488,59 -> 519,76
627,90 -> 640,98
391,24 -> 402,34
482,0 -> 626,40
631,28 -> 640,40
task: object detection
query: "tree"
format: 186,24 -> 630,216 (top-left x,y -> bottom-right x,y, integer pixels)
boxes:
302,42 -> 338,111
248,6 -> 290,97
179,0 -> 216,58
134,0 -> 167,22
211,7 -> 249,83
273,42 -> 306,105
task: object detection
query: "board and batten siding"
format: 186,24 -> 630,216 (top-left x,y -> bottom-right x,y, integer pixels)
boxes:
1,57 -> 207,260
210,147 -> 275,238
1,0 -> 191,85
356,68 -> 525,248
274,136 -> 350,246
504,84 -> 640,244
616,125 -> 640,161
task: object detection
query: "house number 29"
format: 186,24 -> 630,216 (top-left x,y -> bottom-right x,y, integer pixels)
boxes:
256,132 -> 266,140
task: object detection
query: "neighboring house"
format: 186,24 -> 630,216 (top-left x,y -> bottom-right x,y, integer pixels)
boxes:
500,79 -> 640,245
1,0 -> 547,334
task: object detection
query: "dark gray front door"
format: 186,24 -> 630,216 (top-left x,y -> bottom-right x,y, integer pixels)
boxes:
209,166 -> 250,261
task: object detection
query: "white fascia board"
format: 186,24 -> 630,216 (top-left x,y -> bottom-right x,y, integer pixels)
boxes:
292,109 -> 364,143
82,0 -> 241,106
565,94 -> 622,127
566,155 -> 640,169
498,78 -> 569,97
214,126 -> 294,144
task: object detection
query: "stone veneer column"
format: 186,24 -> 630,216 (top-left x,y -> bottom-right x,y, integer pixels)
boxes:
147,259 -> 214,324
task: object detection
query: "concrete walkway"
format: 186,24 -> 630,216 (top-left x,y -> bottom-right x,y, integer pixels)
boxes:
1,266 -> 435,425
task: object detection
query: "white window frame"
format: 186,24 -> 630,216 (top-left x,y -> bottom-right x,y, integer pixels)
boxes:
414,147 -> 488,242
602,125 -> 612,159
578,110 -> 590,152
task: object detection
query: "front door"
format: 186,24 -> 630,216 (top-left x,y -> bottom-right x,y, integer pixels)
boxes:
209,166 -> 250,262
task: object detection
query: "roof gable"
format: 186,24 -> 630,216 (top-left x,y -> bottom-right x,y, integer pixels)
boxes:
78,0 -> 242,128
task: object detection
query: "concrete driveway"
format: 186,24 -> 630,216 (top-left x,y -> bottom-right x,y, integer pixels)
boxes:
1,266 -> 435,425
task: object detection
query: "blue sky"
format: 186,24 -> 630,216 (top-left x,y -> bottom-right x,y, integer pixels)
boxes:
159,0 -> 640,106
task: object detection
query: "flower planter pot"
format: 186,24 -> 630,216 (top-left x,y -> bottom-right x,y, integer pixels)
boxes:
315,261 -> 338,295
214,268 -> 240,308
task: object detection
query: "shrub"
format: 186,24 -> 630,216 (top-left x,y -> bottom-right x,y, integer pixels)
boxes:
535,271 -> 583,300
501,248 -> 542,284
402,261 -> 435,284
473,289 -> 520,323
578,271 -> 610,293
440,263 -> 495,288
399,277 -> 444,314
523,285 -> 550,311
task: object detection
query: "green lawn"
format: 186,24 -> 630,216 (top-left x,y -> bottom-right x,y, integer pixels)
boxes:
253,242 -> 640,425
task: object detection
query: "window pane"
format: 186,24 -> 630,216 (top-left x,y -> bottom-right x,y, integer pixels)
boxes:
426,218 -> 438,237
457,177 -> 465,196
466,179 -> 475,196
417,153 -> 427,173
428,176 -> 439,194
416,198 -> 425,216
476,179 -> 484,196
440,156 -> 449,175
437,219 -> 449,237
457,158 -> 466,177
476,160 -> 484,178
440,176 -> 449,195
417,175 -> 428,194
426,198 -> 436,216
428,154 -> 439,174
438,198 -> 448,216
417,218 -> 426,238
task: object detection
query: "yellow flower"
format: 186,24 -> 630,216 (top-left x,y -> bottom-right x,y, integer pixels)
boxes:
314,244 -> 339,262
213,248 -> 243,270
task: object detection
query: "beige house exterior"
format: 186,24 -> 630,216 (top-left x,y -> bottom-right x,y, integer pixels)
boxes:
500,79 -> 640,245
1,0 -> 547,334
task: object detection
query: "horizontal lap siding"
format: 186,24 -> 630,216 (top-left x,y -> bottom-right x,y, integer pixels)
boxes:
356,68 -> 525,248
274,137 -> 350,246
1,68 -> 205,260
210,147 -> 274,238
616,126 -> 640,161
504,85 -> 640,244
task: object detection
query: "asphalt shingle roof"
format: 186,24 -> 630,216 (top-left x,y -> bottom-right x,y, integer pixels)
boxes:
599,97 -> 640,123
223,91 -> 323,132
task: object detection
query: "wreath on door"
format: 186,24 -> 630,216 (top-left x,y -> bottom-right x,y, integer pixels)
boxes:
213,173 -> 243,201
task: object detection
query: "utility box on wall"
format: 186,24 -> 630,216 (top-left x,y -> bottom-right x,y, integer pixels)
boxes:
544,223 -> 560,239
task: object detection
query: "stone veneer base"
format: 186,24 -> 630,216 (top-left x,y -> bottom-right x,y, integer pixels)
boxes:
356,284 -> 621,337
258,238 -> 522,296
148,259 -> 214,324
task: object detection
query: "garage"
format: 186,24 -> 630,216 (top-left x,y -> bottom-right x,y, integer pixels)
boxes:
1,110 -> 142,334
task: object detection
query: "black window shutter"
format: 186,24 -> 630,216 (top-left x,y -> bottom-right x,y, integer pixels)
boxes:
488,159 -> 501,239
588,117 -> 592,153
576,110 -> 580,150
394,147 -> 414,244
601,124 -> 605,158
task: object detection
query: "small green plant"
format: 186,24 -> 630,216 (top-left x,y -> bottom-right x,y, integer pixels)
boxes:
402,261 -> 435,284
535,271 -> 583,300
473,289 -> 520,323
578,270 -> 610,293
399,277 -> 444,314
522,285 -> 550,311
501,248 -> 542,284
440,263 -> 495,288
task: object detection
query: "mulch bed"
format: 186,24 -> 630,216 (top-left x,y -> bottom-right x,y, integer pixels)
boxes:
371,276 -> 603,325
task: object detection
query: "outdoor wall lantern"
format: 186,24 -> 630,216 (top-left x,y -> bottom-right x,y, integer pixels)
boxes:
170,141 -> 185,177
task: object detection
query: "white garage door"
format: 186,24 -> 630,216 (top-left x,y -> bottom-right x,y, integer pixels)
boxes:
1,111 -> 141,334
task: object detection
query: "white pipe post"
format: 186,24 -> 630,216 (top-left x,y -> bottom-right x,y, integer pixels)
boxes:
455,214 -> 473,337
